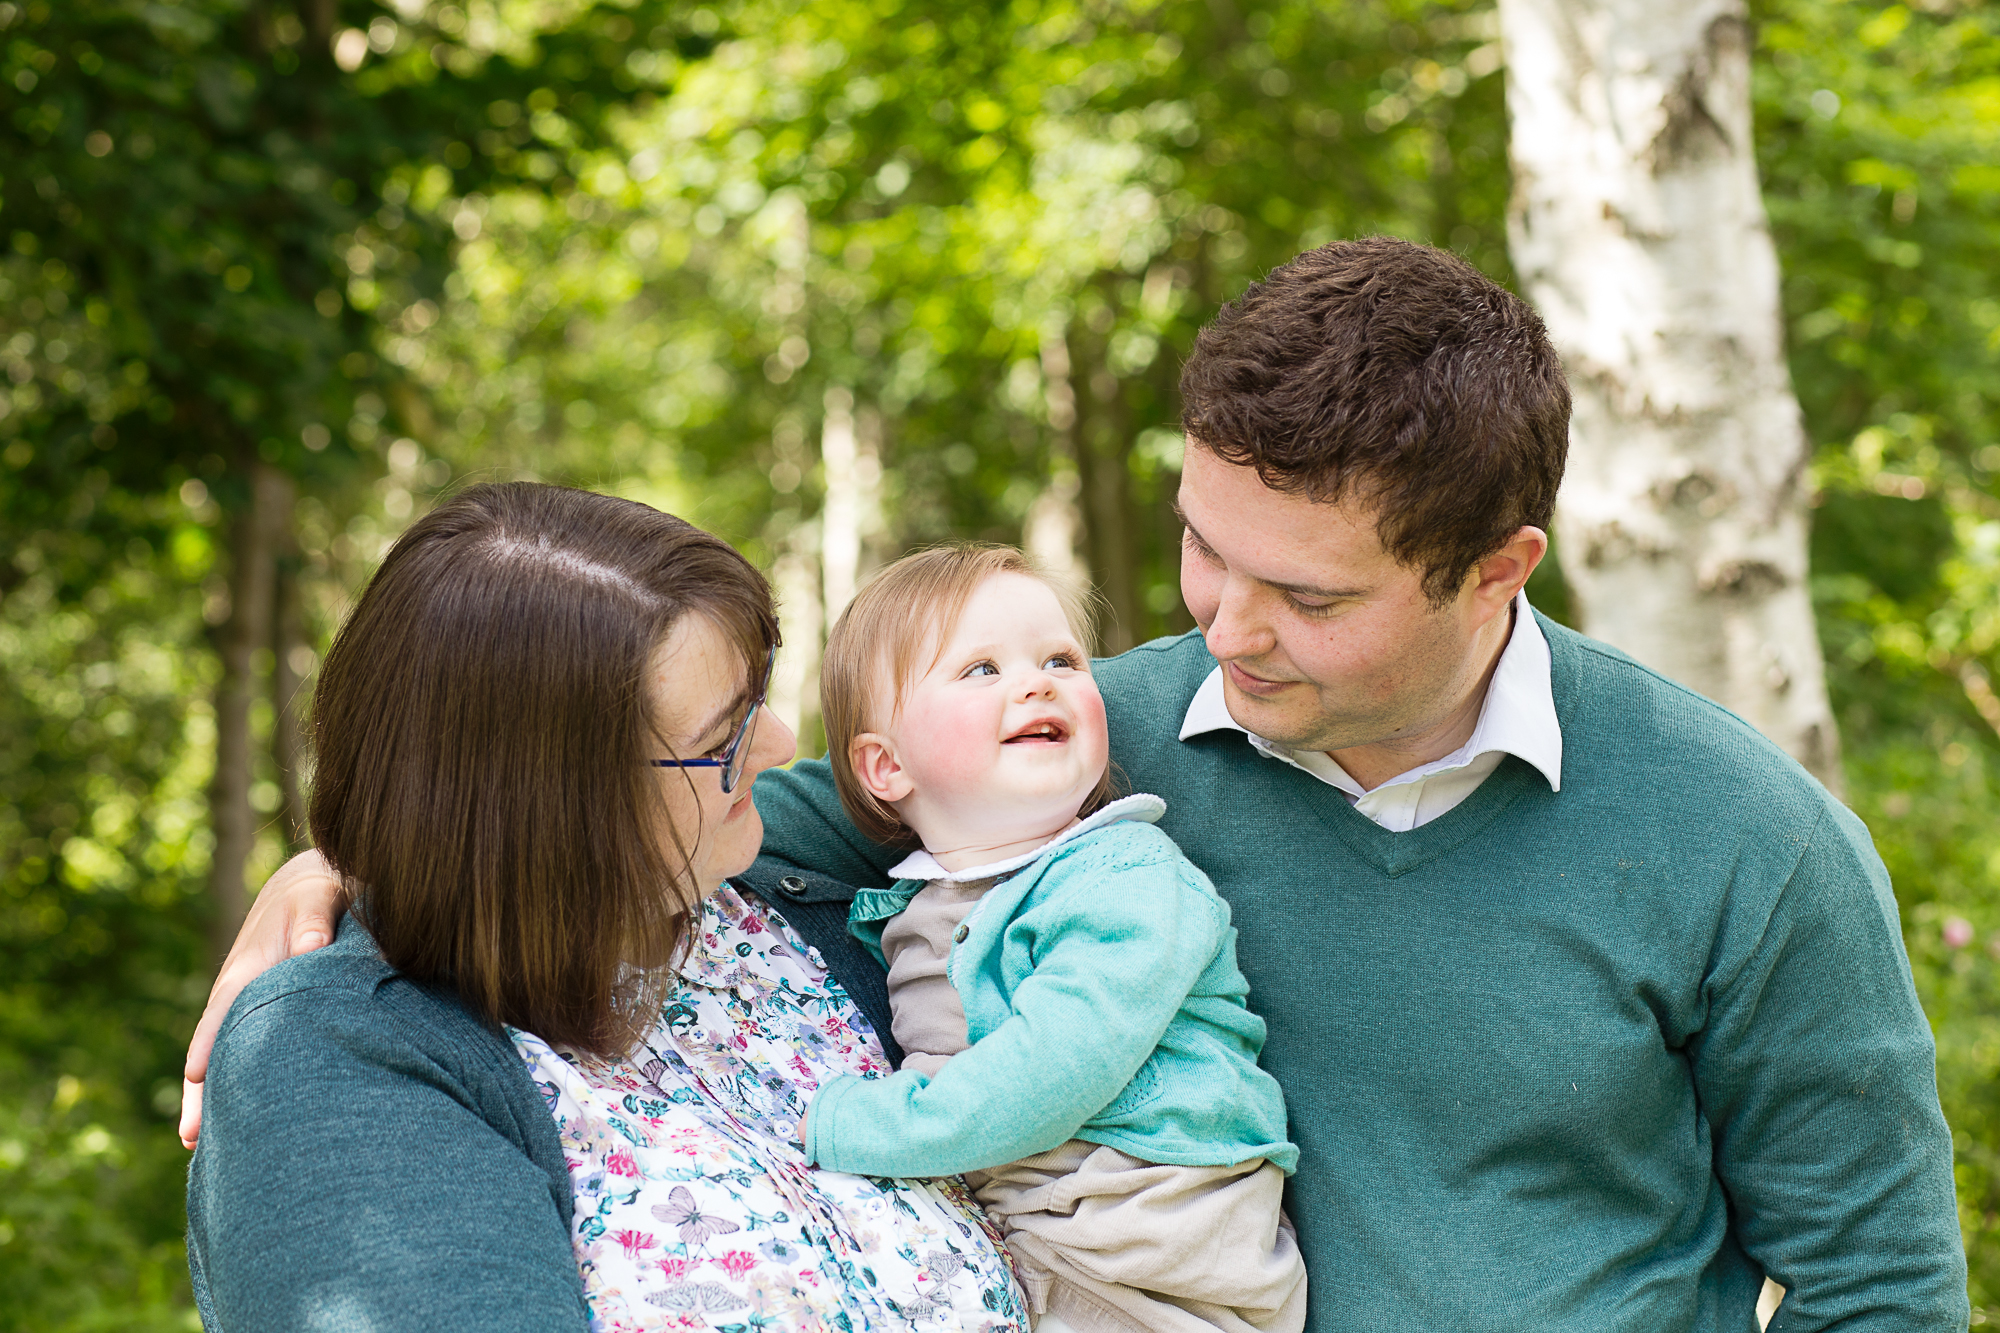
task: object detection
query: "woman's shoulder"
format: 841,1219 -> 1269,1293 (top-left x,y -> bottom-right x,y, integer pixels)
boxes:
213,913 -> 534,1105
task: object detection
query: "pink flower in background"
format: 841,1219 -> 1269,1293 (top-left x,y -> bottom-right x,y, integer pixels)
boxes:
611,1229 -> 656,1260
713,1249 -> 759,1279
655,1256 -> 693,1281
605,1148 -> 640,1177
1945,916 -> 1975,949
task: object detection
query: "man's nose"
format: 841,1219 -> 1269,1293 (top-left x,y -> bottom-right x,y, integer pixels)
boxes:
1203,579 -> 1275,662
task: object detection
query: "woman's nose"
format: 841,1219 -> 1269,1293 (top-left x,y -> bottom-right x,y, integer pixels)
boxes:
748,707 -> 798,780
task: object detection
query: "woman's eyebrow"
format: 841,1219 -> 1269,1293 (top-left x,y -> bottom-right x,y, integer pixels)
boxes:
684,686 -> 749,748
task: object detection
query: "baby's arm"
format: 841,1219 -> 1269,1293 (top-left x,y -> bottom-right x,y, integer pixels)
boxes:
803,853 -> 1228,1178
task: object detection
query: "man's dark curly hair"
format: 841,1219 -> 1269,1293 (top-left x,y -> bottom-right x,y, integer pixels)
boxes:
1180,237 -> 1570,606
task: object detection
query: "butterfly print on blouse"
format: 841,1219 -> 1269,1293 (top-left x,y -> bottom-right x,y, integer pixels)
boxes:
653,1184 -> 742,1249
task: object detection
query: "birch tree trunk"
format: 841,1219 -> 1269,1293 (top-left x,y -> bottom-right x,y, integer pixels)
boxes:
1499,0 -> 1842,791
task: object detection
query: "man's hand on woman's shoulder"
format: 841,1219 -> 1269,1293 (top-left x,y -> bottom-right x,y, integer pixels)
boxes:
179,849 -> 348,1148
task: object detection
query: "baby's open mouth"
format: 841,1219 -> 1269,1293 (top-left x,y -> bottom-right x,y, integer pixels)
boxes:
1003,721 -> 1069,744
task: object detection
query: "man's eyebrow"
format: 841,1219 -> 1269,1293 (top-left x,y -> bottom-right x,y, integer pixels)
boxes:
1268,577 -> 1369,601
1172,501 -> 1367,601
1172,501 -> 1215,554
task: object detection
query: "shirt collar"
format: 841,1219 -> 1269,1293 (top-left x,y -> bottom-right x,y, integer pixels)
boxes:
1177,591 -> 1562,793
886,792 -> 1167,884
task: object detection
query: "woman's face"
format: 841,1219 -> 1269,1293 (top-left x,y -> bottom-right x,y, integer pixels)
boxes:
649,614 -> 796,892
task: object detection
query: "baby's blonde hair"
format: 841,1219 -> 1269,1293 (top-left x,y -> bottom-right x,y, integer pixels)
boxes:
821,543 -> 1113,848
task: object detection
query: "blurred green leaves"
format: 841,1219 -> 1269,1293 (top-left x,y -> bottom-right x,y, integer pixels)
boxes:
7,0 -> 2000,1323
1758,0 -> 2000,1307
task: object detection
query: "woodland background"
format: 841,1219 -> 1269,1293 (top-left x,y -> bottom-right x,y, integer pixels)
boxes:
3,0 -> 2000,1326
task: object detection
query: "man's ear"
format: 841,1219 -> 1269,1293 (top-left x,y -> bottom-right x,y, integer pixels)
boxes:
849,733 -> 914,804
1470,525 -> 1548,617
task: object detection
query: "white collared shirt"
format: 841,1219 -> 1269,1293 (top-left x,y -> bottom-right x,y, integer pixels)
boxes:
1177,592 -> 1563,832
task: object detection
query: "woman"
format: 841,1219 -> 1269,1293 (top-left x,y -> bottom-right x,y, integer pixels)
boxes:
185,483 -> 1028,1331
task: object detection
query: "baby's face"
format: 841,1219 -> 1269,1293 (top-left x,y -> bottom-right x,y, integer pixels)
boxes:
877,572 -> 1109,858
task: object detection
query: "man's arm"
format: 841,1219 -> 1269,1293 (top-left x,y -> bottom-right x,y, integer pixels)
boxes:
752,754 -> 906,887
184,758 -> 892,1143
188,978 -> 587,1332
1697,803 -> 1968,1330
180,850 -> 349,1146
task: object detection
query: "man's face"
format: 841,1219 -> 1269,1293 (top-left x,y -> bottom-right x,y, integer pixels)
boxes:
1176,443 -> 1504,757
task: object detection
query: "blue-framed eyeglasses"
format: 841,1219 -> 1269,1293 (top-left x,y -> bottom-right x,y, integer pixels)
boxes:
653,647 -> 776,794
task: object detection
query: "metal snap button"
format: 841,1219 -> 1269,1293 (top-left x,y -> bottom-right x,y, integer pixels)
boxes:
952,924 -> 969,943
778,875 -> 808,897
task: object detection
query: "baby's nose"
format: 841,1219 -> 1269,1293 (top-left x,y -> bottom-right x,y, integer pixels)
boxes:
1014,668 -> 1057,698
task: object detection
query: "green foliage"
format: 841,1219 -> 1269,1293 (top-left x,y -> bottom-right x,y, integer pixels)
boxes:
1756,0 -> 2000,1310
408,0 -> 1513,656
5,0 -> 2000,1323
0,497 -> 213,1330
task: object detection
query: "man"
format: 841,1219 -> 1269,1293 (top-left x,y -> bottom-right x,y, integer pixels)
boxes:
190,238 -> 1967,1329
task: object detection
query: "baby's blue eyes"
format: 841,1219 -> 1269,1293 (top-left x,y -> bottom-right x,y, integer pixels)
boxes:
958,655 -> 1080,679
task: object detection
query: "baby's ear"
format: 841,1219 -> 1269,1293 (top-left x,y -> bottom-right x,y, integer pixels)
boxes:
849,733 -> 914,804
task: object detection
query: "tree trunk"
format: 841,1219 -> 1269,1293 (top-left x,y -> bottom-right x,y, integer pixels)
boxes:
270,546 -> 308,853
1027,322 -> 1090,600
208,460 -> 295,963
1499,0 -> 1842,791
820,385 -> 879,628
770,525 -> 824,757
1068,322 -> 1141,654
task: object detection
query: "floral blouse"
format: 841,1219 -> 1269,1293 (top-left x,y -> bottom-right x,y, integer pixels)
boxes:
510,881 -> 1031,1332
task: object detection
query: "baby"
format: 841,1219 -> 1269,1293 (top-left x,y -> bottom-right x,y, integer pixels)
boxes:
801,543 -> 1307,1333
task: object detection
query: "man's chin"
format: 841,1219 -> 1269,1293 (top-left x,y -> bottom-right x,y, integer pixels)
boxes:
1222,684 -> 1356,753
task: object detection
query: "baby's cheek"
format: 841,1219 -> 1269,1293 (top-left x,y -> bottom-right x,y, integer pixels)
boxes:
1074,685 -> 1111,765
900,698 -> 1000,787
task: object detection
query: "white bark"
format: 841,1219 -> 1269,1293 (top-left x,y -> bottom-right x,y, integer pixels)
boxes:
1025,472 -> 1086,586
820,385 -> 882,628
1029,321 -> 1089,588
769,526 -> 823,756
1500,0 -> 1841,789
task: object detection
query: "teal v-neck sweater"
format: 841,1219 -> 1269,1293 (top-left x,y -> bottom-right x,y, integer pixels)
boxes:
753,614 -> 1966,1331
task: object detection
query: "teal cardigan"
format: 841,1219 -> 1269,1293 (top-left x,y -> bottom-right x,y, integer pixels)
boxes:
804,799 -> 1296,1179
186,915 -> 589,1332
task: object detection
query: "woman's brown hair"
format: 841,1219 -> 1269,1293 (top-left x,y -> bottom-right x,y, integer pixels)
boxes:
308,482 -> 777,1056
820,543 -> 1115,848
